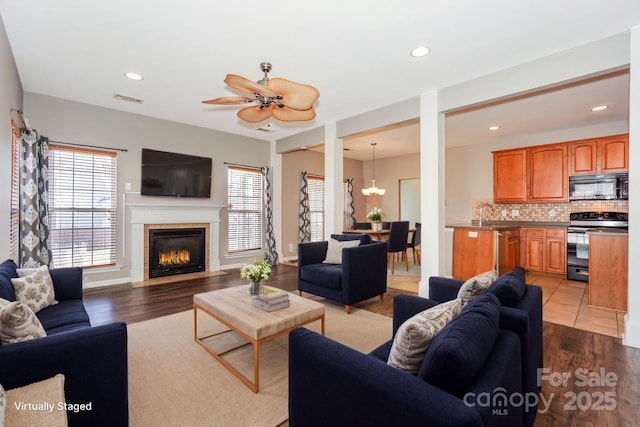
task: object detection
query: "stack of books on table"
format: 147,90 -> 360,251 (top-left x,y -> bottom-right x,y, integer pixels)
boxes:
251,287 -> 290,312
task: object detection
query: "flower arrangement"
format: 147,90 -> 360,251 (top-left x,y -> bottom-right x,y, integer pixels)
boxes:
240,260 -> 272,282
367,207 -> 385,222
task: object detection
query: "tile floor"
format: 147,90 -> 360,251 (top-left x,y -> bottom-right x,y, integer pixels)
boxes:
526,273 -> 625,339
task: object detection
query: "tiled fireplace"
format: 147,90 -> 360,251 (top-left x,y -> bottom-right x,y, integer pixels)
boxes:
127,203 -> 223,283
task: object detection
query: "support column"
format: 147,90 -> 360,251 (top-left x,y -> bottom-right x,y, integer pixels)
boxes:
624,26 -> 640,348
419,90 -> 446,297
324,123 -> 344,238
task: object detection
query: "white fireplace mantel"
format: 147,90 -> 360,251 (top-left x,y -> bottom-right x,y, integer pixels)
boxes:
126,203 -> 224,283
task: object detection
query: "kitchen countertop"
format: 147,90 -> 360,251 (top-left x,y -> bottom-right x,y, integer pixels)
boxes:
446,221 -> 570,230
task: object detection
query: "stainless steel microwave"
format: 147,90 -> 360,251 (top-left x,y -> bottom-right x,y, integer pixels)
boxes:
569,173 -> 628,200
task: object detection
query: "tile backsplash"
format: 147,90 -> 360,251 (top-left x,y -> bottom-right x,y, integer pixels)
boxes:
472,199 -> 629,223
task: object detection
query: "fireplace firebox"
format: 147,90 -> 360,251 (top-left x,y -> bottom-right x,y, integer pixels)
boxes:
148,228 -> 206,278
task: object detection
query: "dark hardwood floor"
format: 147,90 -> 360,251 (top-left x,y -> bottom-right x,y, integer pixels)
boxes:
84,264 -> 640,426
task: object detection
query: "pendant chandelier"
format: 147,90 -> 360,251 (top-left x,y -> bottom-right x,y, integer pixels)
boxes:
362,142 -> 386,196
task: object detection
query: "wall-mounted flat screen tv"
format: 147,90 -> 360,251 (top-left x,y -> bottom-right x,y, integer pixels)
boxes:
141,148 -> 212,198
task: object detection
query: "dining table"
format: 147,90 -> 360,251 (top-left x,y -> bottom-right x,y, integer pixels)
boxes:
342,228 -> 416,241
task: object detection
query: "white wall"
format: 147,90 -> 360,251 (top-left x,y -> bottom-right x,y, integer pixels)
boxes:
0,16 -> 22,261
23,92 -> 270,286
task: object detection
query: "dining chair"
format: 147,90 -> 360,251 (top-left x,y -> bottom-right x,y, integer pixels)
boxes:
353,222 -> 372,230
386,221 -> 409,274
381,221 -> 391,230
407,222 -> 421,265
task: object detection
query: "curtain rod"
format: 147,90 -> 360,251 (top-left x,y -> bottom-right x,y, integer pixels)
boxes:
49,140 -> 128,153
224,161 -> 262,170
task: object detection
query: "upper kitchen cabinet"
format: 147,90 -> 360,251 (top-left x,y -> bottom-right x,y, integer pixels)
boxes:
493,148 -> 528,202
494,143 -> 567,203
569,134 -> 628,175
528,144 -> 568,202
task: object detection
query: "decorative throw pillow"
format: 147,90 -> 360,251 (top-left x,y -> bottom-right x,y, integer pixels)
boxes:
0,301 -> 47,345
456,269 -> 497,306
323,238 -> 360,264
419,293 -> 501,394
5,374 -> 68,427
486,266 -> 527,307
11,265 -> 58,313
0,382 -> 5,427
387,298 -> 462,374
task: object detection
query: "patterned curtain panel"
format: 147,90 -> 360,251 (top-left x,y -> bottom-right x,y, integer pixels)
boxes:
345,178 -> 355,230
298,171 -> 311,243
19,129 -> 52,268
261,166 -> 278,265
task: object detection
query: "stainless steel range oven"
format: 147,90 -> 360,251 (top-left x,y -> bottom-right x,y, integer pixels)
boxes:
567,211 -> 628,282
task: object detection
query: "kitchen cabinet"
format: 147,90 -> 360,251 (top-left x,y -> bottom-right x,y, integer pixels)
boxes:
528,144 -> 568,202
498,228 -> 520,276
588,232 -> 627,311
493,143 -> 567,203
521,227 -> 566,275
452,228 -> 496,281
569,134 -> 628,175
493,149 -> 527,202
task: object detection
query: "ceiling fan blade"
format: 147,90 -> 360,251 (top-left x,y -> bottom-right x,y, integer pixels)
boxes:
237,105 -> 273,123
224,74 -> 279,98
202,96 -> 254,105
268,78 -> 320,110
271,106 -> 316,122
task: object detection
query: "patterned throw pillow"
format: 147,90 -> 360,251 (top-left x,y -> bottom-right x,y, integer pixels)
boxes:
0,301 -> 47,344
387,298 -> 463,374
0,382 -> 5,427
456,270 -> 498,307
10,265 -> 58,313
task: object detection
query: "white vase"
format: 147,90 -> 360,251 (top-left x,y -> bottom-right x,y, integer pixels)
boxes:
371,222 -> 382,232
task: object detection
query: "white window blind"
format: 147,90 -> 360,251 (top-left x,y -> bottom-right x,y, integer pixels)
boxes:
307,176 -> 324,242
9,122 -> 20,261
48,145 -> 117,268
227,166 -> 263,253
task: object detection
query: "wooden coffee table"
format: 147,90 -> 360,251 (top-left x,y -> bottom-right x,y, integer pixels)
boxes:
193,285 -> 325,393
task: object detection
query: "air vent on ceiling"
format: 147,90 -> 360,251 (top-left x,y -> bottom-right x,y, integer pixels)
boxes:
113,93 -> 144,104
256,127 -> 275,133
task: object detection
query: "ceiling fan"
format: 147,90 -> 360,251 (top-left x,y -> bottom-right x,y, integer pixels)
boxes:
202,62 -> 320,123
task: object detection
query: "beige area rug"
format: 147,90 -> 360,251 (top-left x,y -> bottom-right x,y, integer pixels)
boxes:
130,270 -> 228,288
127,299 -> 392,427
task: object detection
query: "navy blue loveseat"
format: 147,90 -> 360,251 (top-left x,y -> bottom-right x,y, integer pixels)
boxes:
298,234 -> 388,313
0,259 -> 128,427
289,293 -> 524,427
428,267 -> 542,427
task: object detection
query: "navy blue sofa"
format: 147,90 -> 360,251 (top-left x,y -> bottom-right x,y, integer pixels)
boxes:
428,267 -> 542,427
289,293 -> 523,426
298,234 -> 388,313
0,259 -> 128,427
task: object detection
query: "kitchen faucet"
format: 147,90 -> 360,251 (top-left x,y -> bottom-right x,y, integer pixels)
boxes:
479,203 -> 495,227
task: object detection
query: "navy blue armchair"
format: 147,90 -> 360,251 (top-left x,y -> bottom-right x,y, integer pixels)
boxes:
428,267 -> 542,427
298,234 -> 387,313
289,293 -> 524,426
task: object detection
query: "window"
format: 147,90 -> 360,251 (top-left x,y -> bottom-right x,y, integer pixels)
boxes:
227,166 -> 263,253
307,176 -> 324,241
9,122 -> 20,262
48,145 -> 117,268
343,180 -> 352,230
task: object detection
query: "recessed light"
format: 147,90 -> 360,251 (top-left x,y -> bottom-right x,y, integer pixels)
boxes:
125,72 -> 144,81
410,46 -> 431,57
591,105 -> 608,112
488,125 -> 501,131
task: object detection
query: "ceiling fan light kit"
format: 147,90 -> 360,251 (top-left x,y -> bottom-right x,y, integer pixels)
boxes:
202,62 -> 319,124
362,142 -> 386,196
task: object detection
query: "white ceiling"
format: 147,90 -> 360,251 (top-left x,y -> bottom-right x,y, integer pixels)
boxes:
1,1 -> 638,160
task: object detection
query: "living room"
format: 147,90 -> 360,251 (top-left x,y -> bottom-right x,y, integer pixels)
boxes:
1,2 -> 640,426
